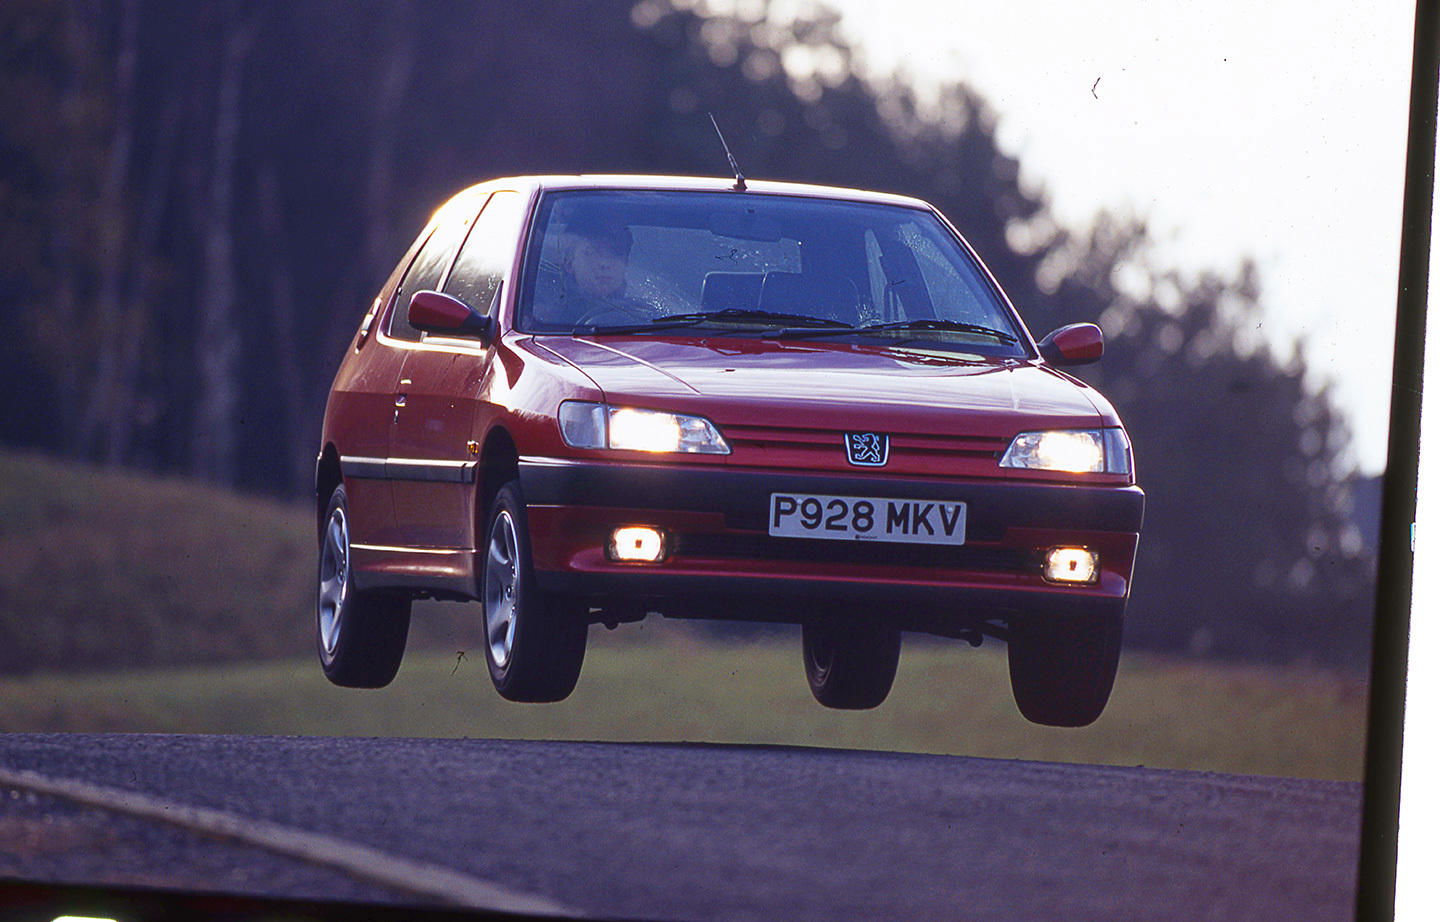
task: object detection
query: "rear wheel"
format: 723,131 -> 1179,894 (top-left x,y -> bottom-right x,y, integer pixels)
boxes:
482,481 -> 587,702
316,485 -> 411,688
802,619 -> 901,710
1007,611 -> 1123,727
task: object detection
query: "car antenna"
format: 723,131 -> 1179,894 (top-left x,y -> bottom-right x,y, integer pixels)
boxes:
708,112 -> 747,191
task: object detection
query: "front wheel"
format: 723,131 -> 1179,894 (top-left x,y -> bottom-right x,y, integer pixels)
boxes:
316,485 -> 411,688
482,481 -> 588,702
802,619 -> 901,710
1007,611 -> 1123,727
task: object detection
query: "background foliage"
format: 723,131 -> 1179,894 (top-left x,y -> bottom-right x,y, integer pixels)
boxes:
0,0 -> 1377,670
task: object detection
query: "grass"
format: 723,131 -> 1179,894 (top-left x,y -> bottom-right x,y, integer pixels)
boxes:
0,449 -> 1367,781
0,451 -> 318,672
0,450 -> 468,673
0,614 -> 1367,781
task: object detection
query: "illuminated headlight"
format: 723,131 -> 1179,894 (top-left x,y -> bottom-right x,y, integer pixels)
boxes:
1000,428 -> 1131,475
558,401 -> 730,454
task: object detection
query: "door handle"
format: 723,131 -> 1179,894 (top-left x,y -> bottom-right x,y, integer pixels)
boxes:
395,377 -> 411,408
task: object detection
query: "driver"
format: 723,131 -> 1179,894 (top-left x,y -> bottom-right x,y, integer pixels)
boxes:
535,218 -> 654,327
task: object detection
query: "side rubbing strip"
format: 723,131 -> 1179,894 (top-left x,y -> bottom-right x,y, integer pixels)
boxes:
341,455 -> 477,483
341,455 -> 388,479
386,458 -> 478,483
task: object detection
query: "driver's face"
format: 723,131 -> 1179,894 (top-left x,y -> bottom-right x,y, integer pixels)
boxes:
570,238 -> 628,298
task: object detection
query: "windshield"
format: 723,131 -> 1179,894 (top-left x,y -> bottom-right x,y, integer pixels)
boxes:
515,189 -> 1032,357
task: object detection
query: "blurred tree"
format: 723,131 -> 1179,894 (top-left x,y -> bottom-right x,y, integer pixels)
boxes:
637,0 -> 1376,666
0,0 -> 1376,666
191,5 -> 255,486
1039,216 -> 1375,664
0,0 -> 112,456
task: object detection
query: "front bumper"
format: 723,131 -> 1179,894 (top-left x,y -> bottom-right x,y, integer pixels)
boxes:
519,457 -> 1143,629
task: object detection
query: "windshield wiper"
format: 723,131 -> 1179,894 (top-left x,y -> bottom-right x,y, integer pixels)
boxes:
775,318 -> 1018,343
583,308 -> 855,336
582,317 -> 720,335
652,308 -> 855,328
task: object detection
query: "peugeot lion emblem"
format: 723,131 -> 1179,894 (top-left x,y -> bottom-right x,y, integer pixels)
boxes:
845,432 -> 890,467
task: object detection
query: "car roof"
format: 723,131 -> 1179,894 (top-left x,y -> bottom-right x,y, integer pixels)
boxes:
462,174 -> 935,211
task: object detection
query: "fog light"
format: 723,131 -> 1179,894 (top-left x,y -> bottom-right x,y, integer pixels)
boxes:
610,526 -> 666,562
1044,547 -> 1098,584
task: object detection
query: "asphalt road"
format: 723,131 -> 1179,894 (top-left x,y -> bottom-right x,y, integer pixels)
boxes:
0,734 -> 1360,921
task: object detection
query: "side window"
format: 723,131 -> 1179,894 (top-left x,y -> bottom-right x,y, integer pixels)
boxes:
356,227 -> 429,348
444,190 -> 527,316
387,195 -> 486,341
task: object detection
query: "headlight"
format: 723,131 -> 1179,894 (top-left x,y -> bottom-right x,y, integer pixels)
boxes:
558,401 -> 731,454
1000,428 -> 1131,474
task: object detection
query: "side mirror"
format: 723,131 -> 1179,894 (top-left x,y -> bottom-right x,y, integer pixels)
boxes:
409,290 -> 494,341
1037,322 -> 1104,366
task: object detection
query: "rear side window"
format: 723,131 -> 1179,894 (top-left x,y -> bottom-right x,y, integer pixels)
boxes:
388,195 -> 486,341
444,190 -> 527,316
356,227 -> 431,348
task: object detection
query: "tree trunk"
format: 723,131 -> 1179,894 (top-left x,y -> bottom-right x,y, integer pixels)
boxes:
324,8 -> 416,361
257,163 -> 309,496
191,13 -> 255,485
114,92 -> 183,469
79,0 -> 139,465
49,0 -> 99,456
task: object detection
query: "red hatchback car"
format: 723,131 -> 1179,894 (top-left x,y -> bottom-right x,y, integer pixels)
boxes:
316,175 -> 1143,726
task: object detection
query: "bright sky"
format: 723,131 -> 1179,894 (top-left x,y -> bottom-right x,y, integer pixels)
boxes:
747,0 -> 1417,473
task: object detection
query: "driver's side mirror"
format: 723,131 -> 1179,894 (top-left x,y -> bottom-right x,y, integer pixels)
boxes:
1037,322 -> 1104,366
409,290 -> 494,341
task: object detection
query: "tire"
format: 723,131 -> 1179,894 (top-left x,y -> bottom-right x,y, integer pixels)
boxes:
802,619 -> 901,710
482,481 -> 587,702
1007,611 -> 1123,727
316,484 -> 411,688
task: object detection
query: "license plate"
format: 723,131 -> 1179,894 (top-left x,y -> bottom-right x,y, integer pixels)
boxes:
768,493 -> 967,545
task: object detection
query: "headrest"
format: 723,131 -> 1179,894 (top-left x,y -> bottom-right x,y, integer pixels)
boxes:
759,271 -> 856,322
701,272 -> 763,312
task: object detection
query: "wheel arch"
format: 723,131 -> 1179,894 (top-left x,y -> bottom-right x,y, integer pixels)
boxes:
477,425 -> 520,534
315,444 -> 343,539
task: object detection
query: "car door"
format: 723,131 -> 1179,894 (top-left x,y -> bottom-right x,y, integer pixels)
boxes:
391,189 -> 530,549
328,225 -> 432,548
376,190 -> 486,547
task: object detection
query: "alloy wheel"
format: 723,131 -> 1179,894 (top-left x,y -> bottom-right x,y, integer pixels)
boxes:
318,506 -> 350,656
485,509 -> 520,668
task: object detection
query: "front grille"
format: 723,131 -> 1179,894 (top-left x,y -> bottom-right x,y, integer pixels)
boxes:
678,533 -> 1038,572
723,424 -> 1008,457
719,423 -> 1010,477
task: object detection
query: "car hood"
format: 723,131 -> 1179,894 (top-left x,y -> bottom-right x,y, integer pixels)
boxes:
535,336 -> 1108,436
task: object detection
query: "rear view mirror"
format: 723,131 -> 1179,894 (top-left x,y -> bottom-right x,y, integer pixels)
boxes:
708,211 -> 784,242
1037,322 -> 1104,366
409,290 -> 493,340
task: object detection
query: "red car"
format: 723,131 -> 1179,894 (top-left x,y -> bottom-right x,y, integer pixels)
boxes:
316,175 -> 1142,726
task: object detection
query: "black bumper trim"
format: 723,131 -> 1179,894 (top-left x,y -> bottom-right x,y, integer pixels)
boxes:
518,459 -> 1144,535
534,569 -> 1126,626
679,533 -> 1038,572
